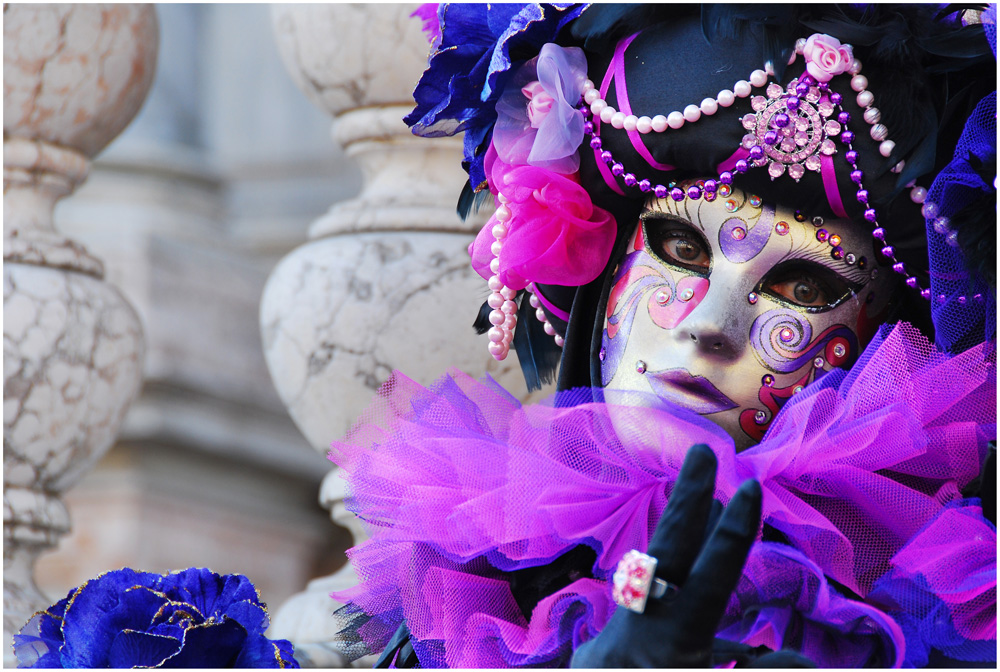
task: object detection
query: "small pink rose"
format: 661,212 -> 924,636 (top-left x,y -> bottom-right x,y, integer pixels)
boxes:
802,33 -> 853,83
522,80 -> 555,129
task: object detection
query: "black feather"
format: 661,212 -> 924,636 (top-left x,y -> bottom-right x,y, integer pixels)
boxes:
473,299 -> 492,335
512,292 -> 563,392
919,24 -> 990,58
571,4 -> 696,51
701,4 -> 807,82
456,181 -> 494,221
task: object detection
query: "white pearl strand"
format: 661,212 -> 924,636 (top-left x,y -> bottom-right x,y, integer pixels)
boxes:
486,192 -> 518,361
582,36 -> 926,203
581,66 -> 774,133
526,283 -> 565,348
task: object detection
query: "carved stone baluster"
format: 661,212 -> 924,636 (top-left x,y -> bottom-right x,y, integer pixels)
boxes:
263,4 -> 526,666
3,4 -> 157,662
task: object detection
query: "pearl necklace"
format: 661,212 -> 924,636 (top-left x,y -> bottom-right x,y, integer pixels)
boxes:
580,37 -> 932,297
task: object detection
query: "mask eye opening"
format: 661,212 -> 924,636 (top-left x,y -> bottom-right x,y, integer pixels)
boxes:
757,259 -> 863,313
640,214 -> 713,277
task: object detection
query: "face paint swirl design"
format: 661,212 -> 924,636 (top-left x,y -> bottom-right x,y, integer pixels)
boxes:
750,308 -> 858,374
719,205 -> 774,263
603,225 -> 712,382
603,244 -> 674,382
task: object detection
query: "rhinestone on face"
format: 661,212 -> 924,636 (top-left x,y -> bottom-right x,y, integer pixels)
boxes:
845,253 -> 856,265
655,289 -> 670,305
599,347 -> 606,361
748,194 -> 762,208
635,360 -> 647,374
679,287 -> 695,302
828,234 -> 842,247
747,291 -> 758,304
762,374 -> 775,387
725,199 -> 739,212
732,226 -> 747,240
794,210 -> 807,222
816,229 -> 829,242
858,256 -> 868,270
833,343 -> 846,358
779,327 -> 795,343
813,357 -> 825,368
718,184 -> 732,197
812,216 -> 824,227
754,410 -> 768,425
775,221 -> 790,235
792,385 -> 804,394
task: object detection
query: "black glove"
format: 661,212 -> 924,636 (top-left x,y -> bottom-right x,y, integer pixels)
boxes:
571,443 -> 762,668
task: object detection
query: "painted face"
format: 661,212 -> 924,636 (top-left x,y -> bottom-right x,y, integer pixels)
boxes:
601,183 -> 896,451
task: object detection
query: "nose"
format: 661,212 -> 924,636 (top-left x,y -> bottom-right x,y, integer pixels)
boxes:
675,292 -> 747,360
679,319 -> 743,358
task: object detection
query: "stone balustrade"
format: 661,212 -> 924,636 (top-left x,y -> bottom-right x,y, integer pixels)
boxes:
262,4 -> 532,666
3,4 -> 157,662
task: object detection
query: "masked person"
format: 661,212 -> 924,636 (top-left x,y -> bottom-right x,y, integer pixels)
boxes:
327,4 -> 996,668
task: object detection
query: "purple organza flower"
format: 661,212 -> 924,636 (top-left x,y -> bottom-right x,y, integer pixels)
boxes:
13,568 -> 299,668
492,42 -> 588,174
404,3 -> 587,189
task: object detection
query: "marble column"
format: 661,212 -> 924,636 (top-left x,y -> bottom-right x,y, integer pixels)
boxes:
3,4 -> 156,659
263,4 -> 529,666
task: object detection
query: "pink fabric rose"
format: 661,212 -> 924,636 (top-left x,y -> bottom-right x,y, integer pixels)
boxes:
522,81 -> 555,129
802,33 -> 853,82
470,144 -> 616,290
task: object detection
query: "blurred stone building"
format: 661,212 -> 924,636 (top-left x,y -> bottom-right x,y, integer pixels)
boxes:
30,4 -> 355,610
6,3 -> 541,666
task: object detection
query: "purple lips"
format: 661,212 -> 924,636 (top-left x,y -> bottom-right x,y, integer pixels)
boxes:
645,368 -> 738,415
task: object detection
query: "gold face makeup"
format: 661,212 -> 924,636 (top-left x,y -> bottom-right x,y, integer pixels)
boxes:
600,184 -> 896,451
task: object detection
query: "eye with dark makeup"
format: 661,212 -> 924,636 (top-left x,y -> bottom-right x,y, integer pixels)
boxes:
758,260 -> 859,311
642,216 -> 711,274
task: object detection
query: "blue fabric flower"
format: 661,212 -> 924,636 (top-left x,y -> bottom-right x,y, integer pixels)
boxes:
404,3 -> 587,190
13,568 -> 299,668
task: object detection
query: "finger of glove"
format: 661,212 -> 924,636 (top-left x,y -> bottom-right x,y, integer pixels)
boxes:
674,478 -> 762,644
647,444 -> 718,584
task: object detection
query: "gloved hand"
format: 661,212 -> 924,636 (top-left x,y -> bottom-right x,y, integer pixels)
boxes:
571,443 -> 761,668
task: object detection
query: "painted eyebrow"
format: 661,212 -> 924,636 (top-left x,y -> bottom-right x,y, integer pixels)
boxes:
776,239 -> 870,285
640,205 -> 705,233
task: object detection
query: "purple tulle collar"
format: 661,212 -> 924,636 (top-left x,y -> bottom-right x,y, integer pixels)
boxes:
329,323 -> 996,667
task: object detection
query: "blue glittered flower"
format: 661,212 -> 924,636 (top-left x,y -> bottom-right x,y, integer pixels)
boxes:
13,568 -> 299,668
404,3 -> 587,189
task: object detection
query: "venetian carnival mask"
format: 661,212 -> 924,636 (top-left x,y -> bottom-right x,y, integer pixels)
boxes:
600,184 -> 897,451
